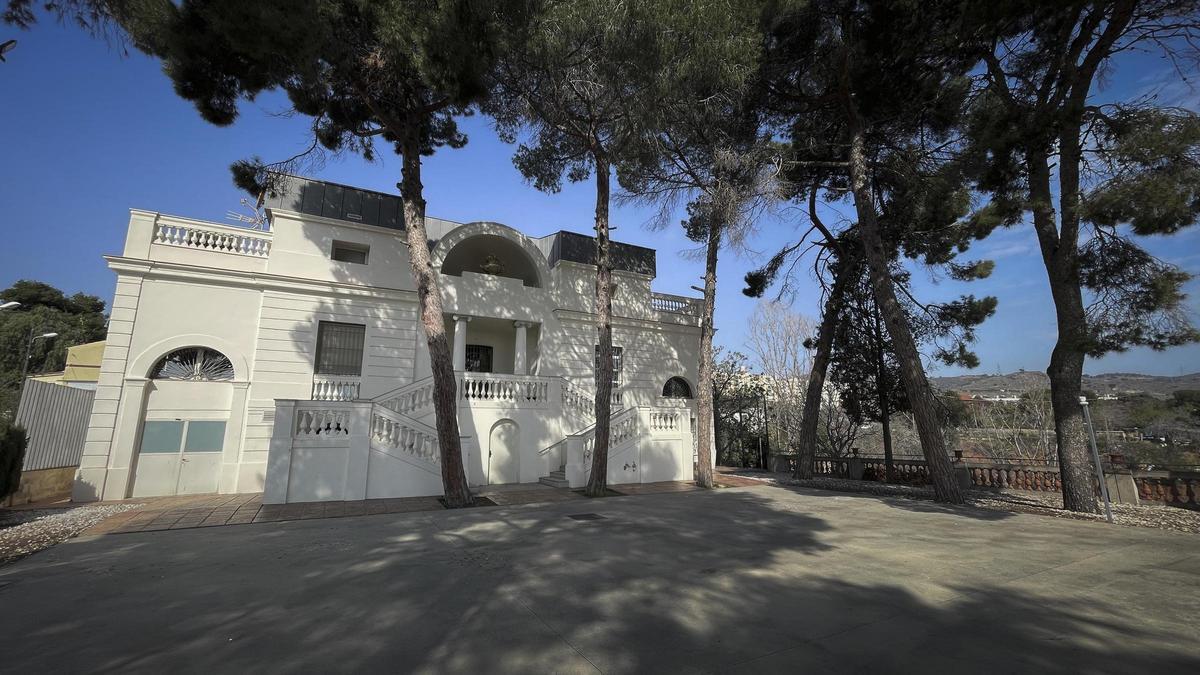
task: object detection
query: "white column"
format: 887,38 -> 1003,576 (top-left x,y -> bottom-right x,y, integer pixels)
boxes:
343,403 -> 373,501
513,321 -> 529,375
452,315 -> 470,371
263,400 -> 297,504
218,381 -> 251,494
99,377 -> 151,501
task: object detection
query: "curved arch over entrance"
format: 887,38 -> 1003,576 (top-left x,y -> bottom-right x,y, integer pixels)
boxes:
433,222 -> 550,288
129,333 -> 250,381
487,419 -> 521,485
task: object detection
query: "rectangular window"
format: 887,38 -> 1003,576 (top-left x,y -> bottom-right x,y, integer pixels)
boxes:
184,421 -> 226,453
316,321 -> 366,376
140,421 -> 184,454
594,345 -> 623,386
331,240 -> 369,265
465,344 -> 493,373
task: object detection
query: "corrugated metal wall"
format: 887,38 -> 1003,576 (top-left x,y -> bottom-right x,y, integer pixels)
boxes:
15,379 -> 95,471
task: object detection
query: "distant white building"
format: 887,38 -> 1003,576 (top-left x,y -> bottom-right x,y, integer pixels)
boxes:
75,176 -> 702,503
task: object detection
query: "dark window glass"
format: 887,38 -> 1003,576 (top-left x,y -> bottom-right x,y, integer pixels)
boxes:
331,240 -> 369,264
594,345 -> 623,386
184,421 -> 227,453
140,421 -> 184,454
662,377 -> 692,398
465,344 -> 493,373
316,322 -> 365,375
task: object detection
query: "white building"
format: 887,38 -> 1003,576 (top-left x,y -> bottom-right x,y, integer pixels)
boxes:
75,176 -> 702,503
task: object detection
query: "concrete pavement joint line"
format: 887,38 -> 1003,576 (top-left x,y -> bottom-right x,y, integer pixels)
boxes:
992,539 -> 1146,587
513,595 -> 604,674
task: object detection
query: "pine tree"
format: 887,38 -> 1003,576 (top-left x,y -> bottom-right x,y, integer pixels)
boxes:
751,0 -> 995,502
615,0 -> 775,489
963,0 -> 1200,512
486,0 -> 672,496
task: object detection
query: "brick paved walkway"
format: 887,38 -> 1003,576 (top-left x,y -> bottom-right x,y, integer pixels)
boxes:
83,478 -> 758,535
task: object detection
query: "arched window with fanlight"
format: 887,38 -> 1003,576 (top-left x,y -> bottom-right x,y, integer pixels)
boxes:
662,377 -> 693,399
149,347 -> 235,381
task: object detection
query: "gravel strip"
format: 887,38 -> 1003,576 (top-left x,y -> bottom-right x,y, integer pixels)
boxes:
0,504 -> 143,566
736,472 -> 1200,535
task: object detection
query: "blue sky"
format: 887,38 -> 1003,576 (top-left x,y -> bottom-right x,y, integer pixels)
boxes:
1,21 -> 1198,376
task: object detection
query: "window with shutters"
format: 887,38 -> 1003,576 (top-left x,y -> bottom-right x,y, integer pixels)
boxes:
315,321 -> 365,375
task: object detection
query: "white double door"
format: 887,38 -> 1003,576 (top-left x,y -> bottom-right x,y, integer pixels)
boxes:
132,419 -> 225,497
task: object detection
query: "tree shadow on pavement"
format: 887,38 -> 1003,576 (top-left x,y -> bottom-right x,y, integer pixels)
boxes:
0,487 -> 1194,673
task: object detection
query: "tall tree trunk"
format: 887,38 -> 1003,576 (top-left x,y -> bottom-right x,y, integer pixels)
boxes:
586,153 -> 615,497
694,219 -> 720,488
399,125 -> 471,507
846,122 -> 963,504
874,302 -> 894,481
794,262 -> 849,479
1027,143 -> 1099,513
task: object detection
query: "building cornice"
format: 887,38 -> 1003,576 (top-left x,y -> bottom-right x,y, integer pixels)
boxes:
267,208 -> 415,240
104,256 -> 420,304
554,308 -> 701,334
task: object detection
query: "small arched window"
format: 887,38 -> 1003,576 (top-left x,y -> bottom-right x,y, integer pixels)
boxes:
150,347 -> 235,381
662,377 -> 693,398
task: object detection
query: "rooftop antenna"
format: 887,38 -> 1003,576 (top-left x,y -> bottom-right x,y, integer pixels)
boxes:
226,196 -> 268,230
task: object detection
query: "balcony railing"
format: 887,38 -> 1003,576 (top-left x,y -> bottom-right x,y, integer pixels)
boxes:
153,220 -> 272,258
311,375 -> 361,402
458,373 -> 551,407
651,292 -> 701,316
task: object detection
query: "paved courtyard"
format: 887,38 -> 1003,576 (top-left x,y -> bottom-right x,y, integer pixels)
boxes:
1,483 -> 1197,673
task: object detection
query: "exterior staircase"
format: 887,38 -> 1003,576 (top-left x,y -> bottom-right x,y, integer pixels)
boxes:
540,467 -> 569,488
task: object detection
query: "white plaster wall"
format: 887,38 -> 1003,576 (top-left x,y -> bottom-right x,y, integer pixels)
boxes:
241,290 -> 421,492
142,381 -> 233,420
544,316 -> 700,406
266,211 -> 416,291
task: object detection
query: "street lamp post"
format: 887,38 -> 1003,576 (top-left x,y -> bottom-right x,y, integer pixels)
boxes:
16,328 -> 58,410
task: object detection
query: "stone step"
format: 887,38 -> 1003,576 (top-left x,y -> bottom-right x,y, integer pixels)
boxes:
539,471 -> 569,488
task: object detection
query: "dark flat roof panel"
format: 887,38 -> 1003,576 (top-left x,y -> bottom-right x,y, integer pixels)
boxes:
321,184 -> 344,220
266,174 -> 406,231
548,230 -> 656,276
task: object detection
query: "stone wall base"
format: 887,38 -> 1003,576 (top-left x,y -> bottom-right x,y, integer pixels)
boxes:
2,466 -> 77,506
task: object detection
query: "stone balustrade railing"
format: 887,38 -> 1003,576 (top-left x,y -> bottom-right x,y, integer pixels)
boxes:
967,464 -> 1061,492
861,458 -> 931,484
1134,472 -> 1200,509
651,292 -> 701,316
778,453 -> 1200,511
377,377 -> 436,416
581,407 -> 639,459
649,410 -> 681,433
458,373 -> 550,406
370,405 -> 440,465
562,380 -> 596,418
813,457 -> 850,478
153,220 -> 272,257
294,406 -> 352,437
311,375 -> 361,402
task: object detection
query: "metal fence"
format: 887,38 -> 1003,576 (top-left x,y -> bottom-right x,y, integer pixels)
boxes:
15,379 -> 95,471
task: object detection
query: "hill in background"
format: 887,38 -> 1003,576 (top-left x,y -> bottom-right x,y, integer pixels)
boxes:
931,371 -> 1200,399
